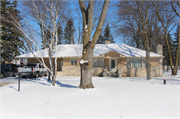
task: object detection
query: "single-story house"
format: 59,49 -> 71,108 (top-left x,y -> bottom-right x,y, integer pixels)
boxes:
16,41 -> 164,77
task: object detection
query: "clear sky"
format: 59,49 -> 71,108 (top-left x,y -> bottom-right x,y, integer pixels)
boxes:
17,0 -> 178,53
17,0 -> 123,52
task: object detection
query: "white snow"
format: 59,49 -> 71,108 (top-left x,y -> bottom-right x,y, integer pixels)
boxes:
79,59 -> 88,64
0,70 -> 180,119
85,25 -> 88,32
85,25 -> 87,29
16,44 -> 163,59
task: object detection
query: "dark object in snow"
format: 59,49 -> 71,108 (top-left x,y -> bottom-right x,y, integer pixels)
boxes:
163,79 -> 166,84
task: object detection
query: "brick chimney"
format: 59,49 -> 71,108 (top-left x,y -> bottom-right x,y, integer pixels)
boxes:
105,40 -> 111,44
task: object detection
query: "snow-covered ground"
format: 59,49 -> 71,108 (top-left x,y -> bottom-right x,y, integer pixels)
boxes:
0,70 -> 180,119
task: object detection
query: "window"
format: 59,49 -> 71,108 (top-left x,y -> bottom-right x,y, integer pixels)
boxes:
94,59 -> 96,66
94,58 -> 104,67
127,59 -> 144,67
74,59 -> 77,65
97,59 -> 100,67
71,59 -> 73,65
127,59 -> 131,67
71,59 -> 77,65
101,59 -> 104,67
132,59 -> 142,67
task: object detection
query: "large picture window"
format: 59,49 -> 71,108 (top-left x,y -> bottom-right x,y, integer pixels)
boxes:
94,58 -> 104,67
127,59 -> 145,67
132,59 -> 142,67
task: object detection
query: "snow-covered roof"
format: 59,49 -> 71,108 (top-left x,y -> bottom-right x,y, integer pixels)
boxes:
16,44 -> 163,58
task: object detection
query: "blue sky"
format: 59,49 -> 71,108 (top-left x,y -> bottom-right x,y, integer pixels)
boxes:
16,0 -> 178,53
17,0 -> 123,51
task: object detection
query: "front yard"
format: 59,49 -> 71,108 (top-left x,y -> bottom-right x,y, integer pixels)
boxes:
0,70 -> 180,119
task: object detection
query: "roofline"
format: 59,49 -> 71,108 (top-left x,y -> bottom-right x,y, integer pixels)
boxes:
16,56 -> 164,59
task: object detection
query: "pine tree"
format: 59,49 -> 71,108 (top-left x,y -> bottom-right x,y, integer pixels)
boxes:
97,34 -> 104,44
64,19 -> 75,44
57,25 -> 64,45
103,24 -> 115,43
1,0 -> 25,62
163,33 -> 176,68
97,24 -> 115,44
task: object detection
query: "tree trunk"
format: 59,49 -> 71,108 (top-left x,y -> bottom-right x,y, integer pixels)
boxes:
52,70 -> 56,86
52,27 -> 58,86
172,67 -> 178,75
79,43 -> 94,89
78,0 -> 109,89
146,49 -> 151,80
79,62 -> 94,89
48,47 -> 54,82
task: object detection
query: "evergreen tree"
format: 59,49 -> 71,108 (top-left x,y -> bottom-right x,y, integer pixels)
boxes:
97,24 -> 115,44
163,33 -> 176,68
1,0 -> 25,62
57,25 -> 64,45
103,24 -> 115,43
97,34 -> 104,44
64,19 -> 75,44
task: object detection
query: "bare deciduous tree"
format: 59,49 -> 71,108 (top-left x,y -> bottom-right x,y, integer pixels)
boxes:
78,0 -> 110,89
115,1 -> 163,80
152,1 -> 179,75
171,0 -> 180,70
4,0 -> 68,86
171,0 -> 180,18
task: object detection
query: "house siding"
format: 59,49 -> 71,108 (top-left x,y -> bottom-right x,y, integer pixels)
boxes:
150,58 -> 159,66
104,59 -> 109,66
119,66 -> 161,77
63,58 -> 70,66
120,58 -> 127,66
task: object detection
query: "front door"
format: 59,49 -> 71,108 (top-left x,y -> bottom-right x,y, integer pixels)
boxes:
110,58 -> 117,72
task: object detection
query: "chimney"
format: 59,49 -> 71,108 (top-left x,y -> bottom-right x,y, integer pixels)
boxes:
156,44 -> 163,55
105,40 -> 111,44
156,44 -> 163,77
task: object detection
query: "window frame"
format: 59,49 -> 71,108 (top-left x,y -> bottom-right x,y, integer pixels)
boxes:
71,59 -> 78,65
